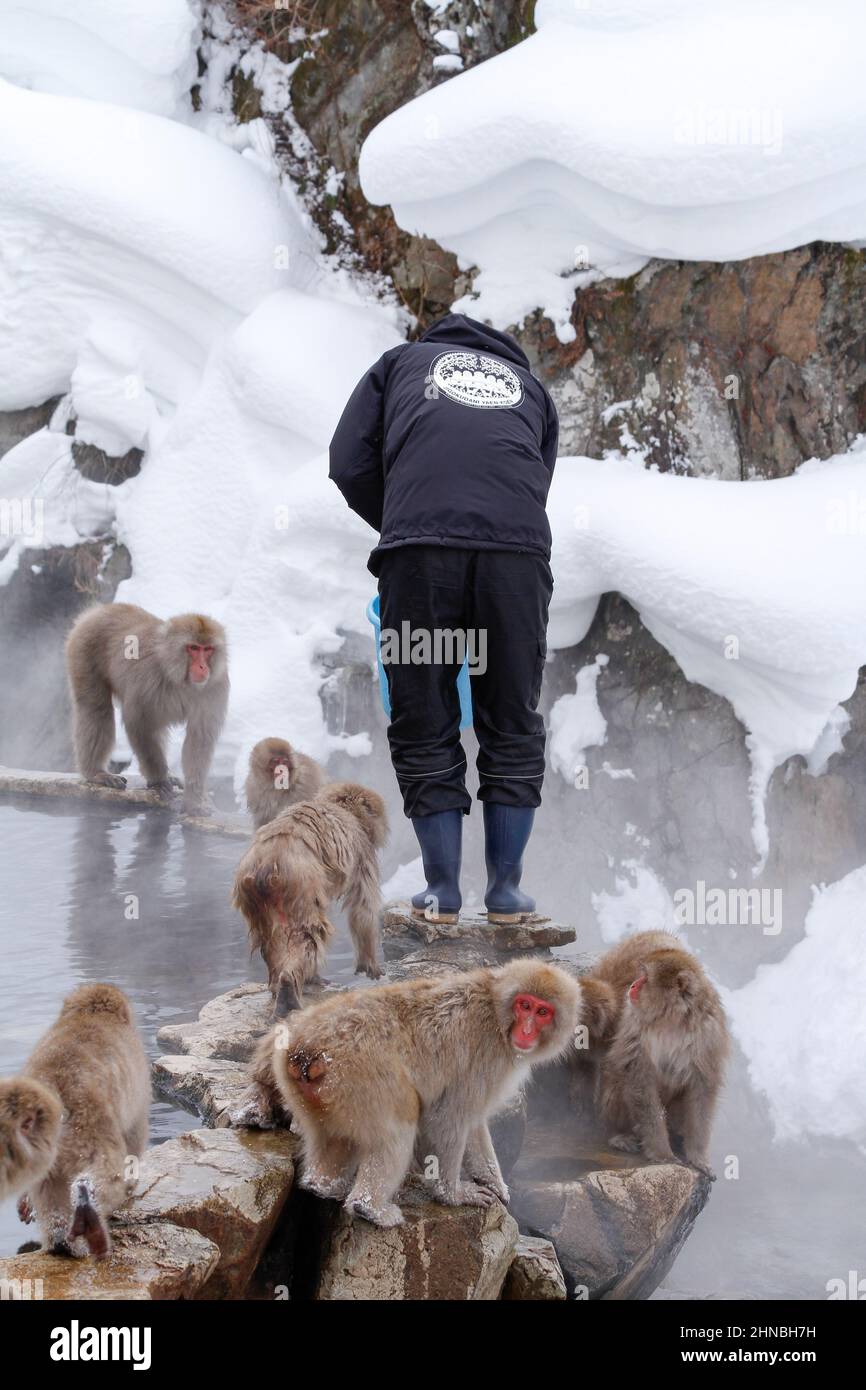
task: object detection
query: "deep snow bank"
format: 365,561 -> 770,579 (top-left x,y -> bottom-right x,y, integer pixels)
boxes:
0,0 -> 199,116
359,0 -> 866,336
727,865 -> 866,1147
0,77 -> 311,417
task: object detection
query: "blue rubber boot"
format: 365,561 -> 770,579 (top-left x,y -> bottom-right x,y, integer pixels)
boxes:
411,810 -> 463,923
484,804 -> 536,923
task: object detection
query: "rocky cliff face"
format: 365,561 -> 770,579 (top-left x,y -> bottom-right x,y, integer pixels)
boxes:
251,0 -> 866,480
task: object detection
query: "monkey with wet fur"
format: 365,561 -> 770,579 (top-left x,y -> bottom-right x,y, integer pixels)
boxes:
245,737 -> 327,830
0,984 -> 151,1258
589,931 -> 729,1178
255,959 -> 580,1227
231,782 -> 387,1016
66,603 -> 228,815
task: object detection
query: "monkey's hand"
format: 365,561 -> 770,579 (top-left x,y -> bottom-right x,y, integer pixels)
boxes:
356,957 -> 384,980
147,778 -> 182,803
433,1180 -> 499,1210
88,771 -> 127,791
16,1193 -> 34,1224
472,1177 -> 510,1204
686,1158 -> 716,1181
225,1087 -> 278,1130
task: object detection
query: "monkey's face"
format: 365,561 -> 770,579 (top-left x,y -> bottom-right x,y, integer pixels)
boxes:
509,992 -> 558,1056
186,642 -> 215,685
268,757 -> 293,784
0,1079 -> 62,1194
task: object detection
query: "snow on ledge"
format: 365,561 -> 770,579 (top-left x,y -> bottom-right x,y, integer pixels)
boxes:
359,0 -> 866,335
548,448 -> 866,866
0,0 -> 199,116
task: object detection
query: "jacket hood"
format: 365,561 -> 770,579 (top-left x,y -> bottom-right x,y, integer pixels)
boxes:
419,313 -> 530,370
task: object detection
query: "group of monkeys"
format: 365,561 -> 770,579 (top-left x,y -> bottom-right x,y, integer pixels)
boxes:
0,603 -> 729,1254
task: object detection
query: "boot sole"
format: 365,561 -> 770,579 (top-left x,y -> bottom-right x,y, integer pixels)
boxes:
486,911 -> 534,925
412,907 -> 460,925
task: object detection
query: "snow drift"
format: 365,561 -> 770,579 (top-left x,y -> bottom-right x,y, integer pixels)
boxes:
727,865 -> 866,1148
359,0 -> 866,336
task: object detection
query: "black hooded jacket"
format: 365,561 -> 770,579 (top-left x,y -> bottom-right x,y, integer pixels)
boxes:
328,313 -> 559,574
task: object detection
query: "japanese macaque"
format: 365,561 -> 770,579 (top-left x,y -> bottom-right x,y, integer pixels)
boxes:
66,603 -> 229,815
0,984 -> 151,1258
255,959 -> 581,1227
589,931 -> 729,1178
244,737 -> 327,830
231,782 -> 387,1017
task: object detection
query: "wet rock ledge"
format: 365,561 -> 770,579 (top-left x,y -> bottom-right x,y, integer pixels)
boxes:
0,909 -> 710,1300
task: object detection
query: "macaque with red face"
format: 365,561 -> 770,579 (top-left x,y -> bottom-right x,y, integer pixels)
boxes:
250,959 -> 581,1227
589,931 -> 729,1178
244,737 -> 326,830
66,603 -> 229,815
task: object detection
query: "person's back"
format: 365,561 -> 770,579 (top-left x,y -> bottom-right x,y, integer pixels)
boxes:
329,313 -> 558,575
329,312 -> 560,927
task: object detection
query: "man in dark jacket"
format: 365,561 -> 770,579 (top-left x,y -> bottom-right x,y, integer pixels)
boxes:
329,313 -> 558,924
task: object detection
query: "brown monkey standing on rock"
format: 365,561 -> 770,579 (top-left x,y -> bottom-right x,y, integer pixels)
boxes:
66,603 -> 228,815
0,984 -> 151,1259
589,931 -> 729,1178
244,737 -> 327,830
247,960 -> 581,1228
231,782 -> 387,1017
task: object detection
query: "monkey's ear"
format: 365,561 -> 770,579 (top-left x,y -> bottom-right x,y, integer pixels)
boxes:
677,969 -> 695,995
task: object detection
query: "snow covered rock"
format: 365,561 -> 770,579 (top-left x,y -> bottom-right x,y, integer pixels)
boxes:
360,0 -> 866,336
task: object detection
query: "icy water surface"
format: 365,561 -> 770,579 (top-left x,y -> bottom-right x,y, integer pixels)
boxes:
0,797 -> 363,1256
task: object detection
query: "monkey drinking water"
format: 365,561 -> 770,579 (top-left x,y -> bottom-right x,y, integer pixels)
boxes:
258,959 -> 581,1227
66,603 -> 229,815
231,781 -> 387,1016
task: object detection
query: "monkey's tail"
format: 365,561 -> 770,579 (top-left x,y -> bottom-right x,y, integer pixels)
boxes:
68,1178 -> 111,1260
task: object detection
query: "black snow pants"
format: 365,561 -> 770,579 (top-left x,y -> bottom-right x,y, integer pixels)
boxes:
377,546 -> 553,818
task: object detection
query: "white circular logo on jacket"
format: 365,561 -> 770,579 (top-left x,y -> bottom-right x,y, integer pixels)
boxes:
430,350 -> 524,409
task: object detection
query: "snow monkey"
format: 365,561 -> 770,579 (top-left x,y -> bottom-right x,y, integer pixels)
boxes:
589,931 -> 729,1178
245,737 -> 327,830
263,959 -> 581,1227
231,782 -> 387,1017
0,984 -> 151,1258
66,603 -> 229,815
